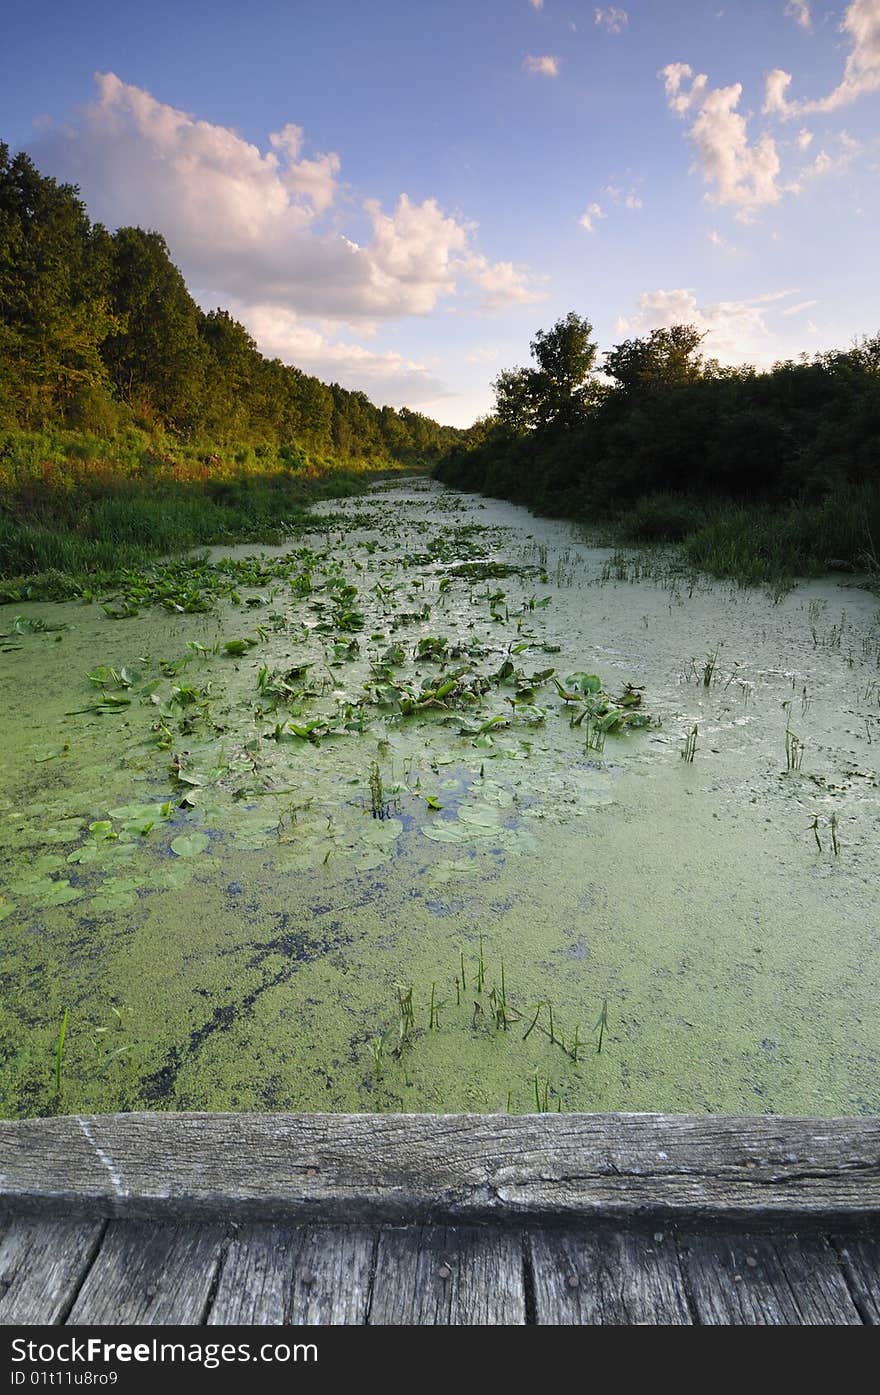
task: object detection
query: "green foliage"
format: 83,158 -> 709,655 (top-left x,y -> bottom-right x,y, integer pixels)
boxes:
0,143 -> 462,462
492,312 -> 599,435
438,311 -> 880,583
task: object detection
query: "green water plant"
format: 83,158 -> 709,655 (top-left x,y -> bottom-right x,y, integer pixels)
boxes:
681,724 -> 698,762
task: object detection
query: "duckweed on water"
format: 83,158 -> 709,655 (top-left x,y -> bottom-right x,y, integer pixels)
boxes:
1,478 -> 880,1118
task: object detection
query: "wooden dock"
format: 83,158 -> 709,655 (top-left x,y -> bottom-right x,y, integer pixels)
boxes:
1,1112 -> 878,1325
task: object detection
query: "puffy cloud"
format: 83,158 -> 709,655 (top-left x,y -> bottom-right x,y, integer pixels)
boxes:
661,64 -> 782,218
616,286 -> 800,361
579,201 -> 606,232
797,127 -> 814,149
661,62 -> 709,115
523,54 -> 560,76
795,131 -> 862,183
785,1 -> 812,30
765,0 -> 880,116
30,73 -> 537,328
458,254 -> 542,309
233,303 -> 447,405
594,7 -> 628,33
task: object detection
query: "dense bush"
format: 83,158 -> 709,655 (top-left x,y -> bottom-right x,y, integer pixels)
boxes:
436,316 -> 880,581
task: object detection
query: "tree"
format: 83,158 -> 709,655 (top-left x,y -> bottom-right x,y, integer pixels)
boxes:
103,227 -> 206,432
529,312 -> 599,430
492,313 -> 599,434
493,367 -> 537,433
603,325 -> 706,395
0,145 -> 116,426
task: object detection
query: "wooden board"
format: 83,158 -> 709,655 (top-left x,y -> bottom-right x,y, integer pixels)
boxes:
66,1221 -> 226,1325
677,1233 -> 863,1325
833,1237 -> 880,1325
208,1224 -> 375,1325
2,1112 -> 879,1225
529,1227 -> 693,1325
0,1215 -> 104,1325
369,1226 -> 526,1324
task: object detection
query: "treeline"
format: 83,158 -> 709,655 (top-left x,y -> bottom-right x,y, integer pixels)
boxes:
436,314 -> 880,580
0,143 -> 459,462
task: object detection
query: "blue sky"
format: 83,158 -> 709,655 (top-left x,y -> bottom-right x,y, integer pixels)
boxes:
3,1 -> 879,424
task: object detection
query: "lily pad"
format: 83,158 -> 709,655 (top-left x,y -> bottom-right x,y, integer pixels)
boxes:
170,832 -> 211,858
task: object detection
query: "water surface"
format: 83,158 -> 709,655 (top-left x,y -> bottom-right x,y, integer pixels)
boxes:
1,479 -> 878,1117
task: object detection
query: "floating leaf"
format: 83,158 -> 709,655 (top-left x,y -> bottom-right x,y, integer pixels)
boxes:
170,832 -> 211,858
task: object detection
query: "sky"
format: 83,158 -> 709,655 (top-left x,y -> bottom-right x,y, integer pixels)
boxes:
3,0 -> 879,425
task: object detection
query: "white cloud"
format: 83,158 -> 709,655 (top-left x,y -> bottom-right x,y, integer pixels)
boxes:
594,7 -> 628,33
31,73 -> 537,327
604,182 -> 643,209
523,54 -> 560,76
458,254 -> 542,309
765,0 -> 880,116
661,64 -> 782,218
780,298 -> 819,315
707,228 -> 741,253
796,132 -> 862,182
616,286 -> 801,361
232,303 -> 446,405
579,201 -> 606,232
797,127 -> 814,149
529,0 -> 544,9
785,0 -> 812,31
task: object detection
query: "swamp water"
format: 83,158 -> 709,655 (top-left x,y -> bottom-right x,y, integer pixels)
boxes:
1,478 -> 879,1119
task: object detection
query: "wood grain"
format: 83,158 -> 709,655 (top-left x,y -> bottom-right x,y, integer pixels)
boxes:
529,1227 -> 693,1324
0,1215 -> 104,1325
66,1221 -> 226,1325
369,1226 -> 526,1324
677,1233 -> 863,1325
208,1224 -> 375,1324
2,1112 -> 878,1224
833,1236 -> 880,1325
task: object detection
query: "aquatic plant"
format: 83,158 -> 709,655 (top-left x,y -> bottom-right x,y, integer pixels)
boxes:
681,724 -> 698,762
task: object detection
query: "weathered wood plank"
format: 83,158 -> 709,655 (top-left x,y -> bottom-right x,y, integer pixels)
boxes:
833,1236 -> 880,1325
529,1227 -> 692,1325
1,1113 -> 879,1224
66,1221 -> 226,1325
369,1226 -> 525,1324
0,1215 -> 104,1325
208,1225 -> 375,1325
677,1233 -> 863,1325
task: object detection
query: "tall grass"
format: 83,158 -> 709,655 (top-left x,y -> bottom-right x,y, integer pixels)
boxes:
0,426 -> 417,596
615,489 -> 880,587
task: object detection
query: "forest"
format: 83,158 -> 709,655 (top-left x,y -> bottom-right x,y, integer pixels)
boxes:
0,144 -> 460,593
435,312 -> 880,584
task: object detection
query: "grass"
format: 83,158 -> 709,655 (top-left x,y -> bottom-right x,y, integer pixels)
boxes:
681,724 -> 698,763
602,490 -> 880,590
369,939 -> 610,1113
0,426 -> 420,600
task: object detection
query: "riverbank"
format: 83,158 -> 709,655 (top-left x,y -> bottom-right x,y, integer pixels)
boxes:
0,426 -> 425,602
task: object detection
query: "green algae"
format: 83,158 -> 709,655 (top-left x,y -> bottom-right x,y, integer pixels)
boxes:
1,478 -> 880,1119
